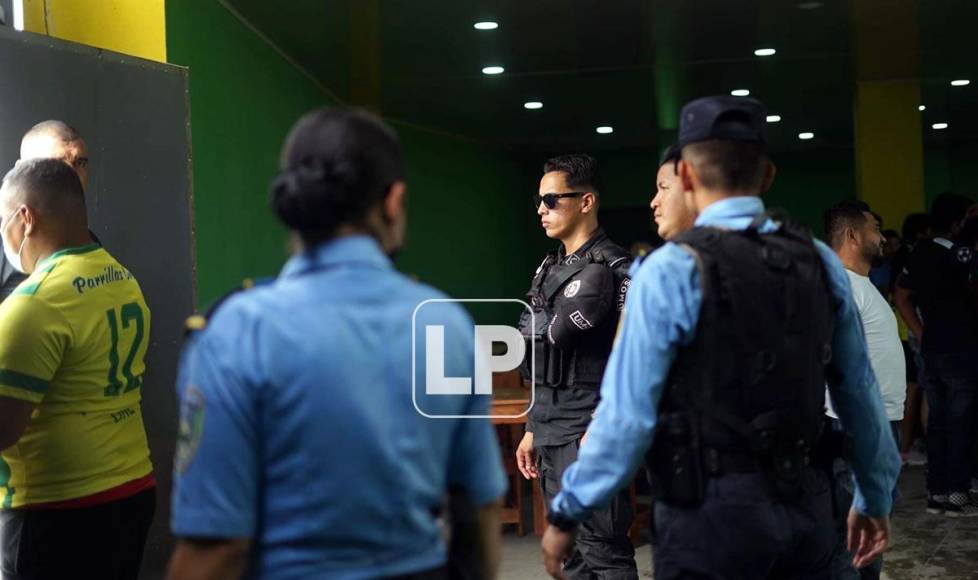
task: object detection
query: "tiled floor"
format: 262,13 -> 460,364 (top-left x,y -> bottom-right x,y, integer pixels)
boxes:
499,465 -> 978,579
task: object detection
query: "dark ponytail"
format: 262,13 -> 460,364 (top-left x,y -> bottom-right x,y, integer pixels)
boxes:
271,108 -> 405,244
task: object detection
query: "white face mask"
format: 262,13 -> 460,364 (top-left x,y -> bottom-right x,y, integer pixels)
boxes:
1,209 -> 27,274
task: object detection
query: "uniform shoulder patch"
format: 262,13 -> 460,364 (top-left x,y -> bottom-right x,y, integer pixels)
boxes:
175,385 -> 205,473
617,277 -> 631,311
956,246 -> 972,264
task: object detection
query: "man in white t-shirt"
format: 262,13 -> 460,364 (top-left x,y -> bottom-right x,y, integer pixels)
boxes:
826,202 -> 907,424
823,200 -> 906,580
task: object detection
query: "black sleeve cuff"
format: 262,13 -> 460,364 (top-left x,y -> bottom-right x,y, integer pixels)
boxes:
546,509 -> 580,532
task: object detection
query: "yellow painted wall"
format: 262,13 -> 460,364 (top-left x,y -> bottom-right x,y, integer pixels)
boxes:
852,0 -> 925,226
854,82 -> 926,228
22,0 -> 166,62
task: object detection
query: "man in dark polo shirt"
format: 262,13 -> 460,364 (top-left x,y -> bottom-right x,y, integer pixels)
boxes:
895,192 -> 978,517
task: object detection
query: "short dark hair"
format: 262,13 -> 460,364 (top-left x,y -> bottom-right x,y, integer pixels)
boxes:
823,200 -> 873,250
900,212 -> 930,242
22,120 -> 82,145
2,158 -> 85,214
930,192 -> 972,235
271,108 -> 405,244
658,144 -> 681,174
543,153 -> 601,195
681,140 -> 768,192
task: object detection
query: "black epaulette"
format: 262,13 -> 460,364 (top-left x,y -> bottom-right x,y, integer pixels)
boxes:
182,277 -> 274,339
591,244 -> 632,273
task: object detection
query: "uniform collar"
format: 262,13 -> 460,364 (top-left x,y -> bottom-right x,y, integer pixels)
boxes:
557,227 -> 607,263
694,196 -> 765,228
280,235 -> 392,279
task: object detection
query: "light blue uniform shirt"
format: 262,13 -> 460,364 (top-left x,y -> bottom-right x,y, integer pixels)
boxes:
172,235 -> 507,580
552,197 -> 901,520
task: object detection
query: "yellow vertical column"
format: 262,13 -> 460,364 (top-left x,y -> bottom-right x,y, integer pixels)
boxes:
22,0 -> 166,63
852,0 -> 925,226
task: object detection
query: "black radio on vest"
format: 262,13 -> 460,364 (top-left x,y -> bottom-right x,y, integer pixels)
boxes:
647,214 -> 836,506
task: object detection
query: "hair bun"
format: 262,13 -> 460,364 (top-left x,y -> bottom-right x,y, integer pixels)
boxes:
270,159 -> 351,231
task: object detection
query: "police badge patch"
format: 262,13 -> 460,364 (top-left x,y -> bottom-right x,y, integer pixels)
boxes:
175,386 -> 205,473
957,246 -> 973,264
564,280 -> 582,298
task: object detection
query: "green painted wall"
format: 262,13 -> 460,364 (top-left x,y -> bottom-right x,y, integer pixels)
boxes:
765,149 -> 855,237
166,0 -> 324,306
392,125 -> 533,322
925,142 -> 978,208
166,0 -> 530,312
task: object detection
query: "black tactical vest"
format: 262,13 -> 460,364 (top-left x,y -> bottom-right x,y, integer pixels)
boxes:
519,230 -> 631,389
646,217 -> 835,504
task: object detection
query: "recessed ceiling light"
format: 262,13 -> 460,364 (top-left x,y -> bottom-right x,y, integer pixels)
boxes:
918,105 -> 926,111
474,21 -> 498,30
799,132 -> 815,140
933,123 -> 948,130
754,48 -> 777,57
482,66 -> 504,75
524,101 -> 543,110
731,89 -> 750,97
951,79 -> 970,87
766,115 -> 782,123
596,126 -> 614,134
797,1 -> 823,9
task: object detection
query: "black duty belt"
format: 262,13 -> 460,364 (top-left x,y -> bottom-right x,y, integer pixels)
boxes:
703,448 -> 759,476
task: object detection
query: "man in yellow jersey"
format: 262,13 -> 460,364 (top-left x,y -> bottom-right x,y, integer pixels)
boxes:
0,159 -> 155,580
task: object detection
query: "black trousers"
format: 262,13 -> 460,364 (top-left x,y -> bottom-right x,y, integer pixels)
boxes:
921,352 -> 978,494
0,488 -> 156,580
652,469 -> 835,580
537,441 -> 638,580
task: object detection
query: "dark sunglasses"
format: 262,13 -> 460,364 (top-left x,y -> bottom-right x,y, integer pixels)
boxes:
533,192 -> 585,210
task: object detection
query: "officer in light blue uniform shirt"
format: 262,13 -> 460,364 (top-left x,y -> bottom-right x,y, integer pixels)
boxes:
169,109 -> 507,580
541,96 -> 900,580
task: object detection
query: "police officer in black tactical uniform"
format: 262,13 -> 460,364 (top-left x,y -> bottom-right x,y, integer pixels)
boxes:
514,153 -> 636,579
540,98 -> 901,580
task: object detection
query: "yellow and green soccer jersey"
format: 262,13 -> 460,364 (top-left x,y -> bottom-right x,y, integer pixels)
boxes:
0,244 -> 153,507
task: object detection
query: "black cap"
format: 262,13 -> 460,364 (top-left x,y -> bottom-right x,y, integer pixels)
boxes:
678,96 -> 768,148
658,143 -> 681,168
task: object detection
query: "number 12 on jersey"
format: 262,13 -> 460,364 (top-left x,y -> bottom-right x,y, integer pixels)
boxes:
105,302 -> 145,397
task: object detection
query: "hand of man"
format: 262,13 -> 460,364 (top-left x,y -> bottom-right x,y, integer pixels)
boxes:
579,429 -> 589,448
516,431 -> 538,479
847,507 -> 890,569
541,525 -> 574,579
